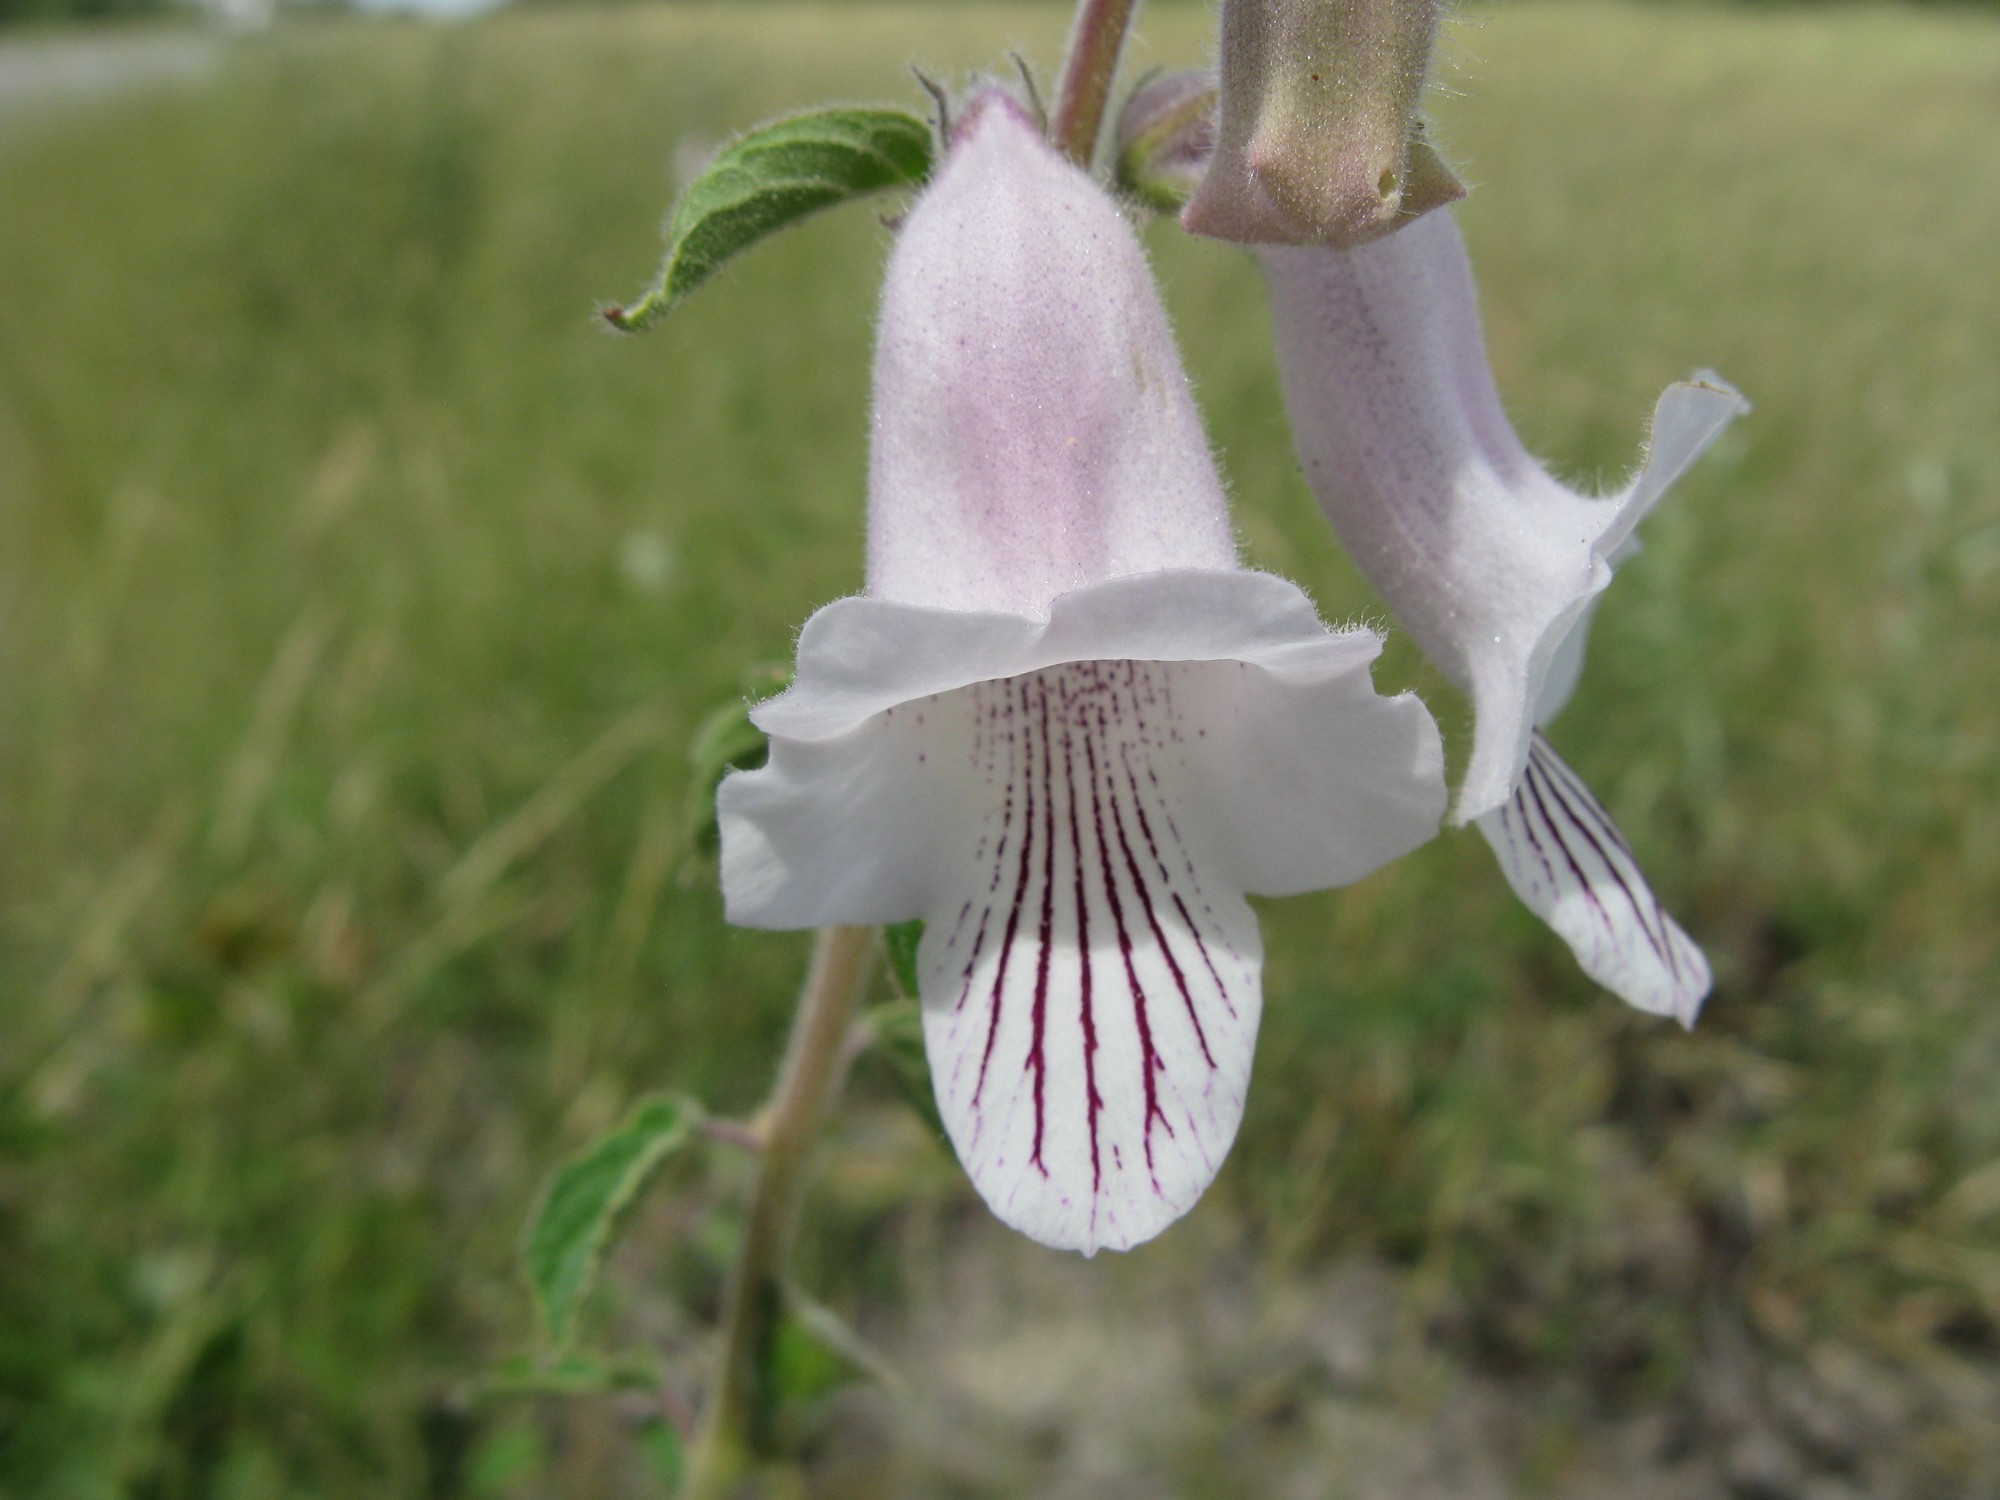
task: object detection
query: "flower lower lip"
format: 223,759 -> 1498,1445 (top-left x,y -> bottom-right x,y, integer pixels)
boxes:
720,570 -> 1445,1252
920,658 -> 1258,1254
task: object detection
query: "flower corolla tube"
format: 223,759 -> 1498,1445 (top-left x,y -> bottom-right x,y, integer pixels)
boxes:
1259,208 -> 1749,1025
719,95 -> 1447,1255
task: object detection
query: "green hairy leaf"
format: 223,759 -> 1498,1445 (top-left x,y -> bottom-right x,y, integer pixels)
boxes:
882,920 -> 923,999
606,107 -> 935,332
525,1093 -> 698,1346
680,664 -> 785,877
637,1419 -> 685,1492
865,997 -> 943,1138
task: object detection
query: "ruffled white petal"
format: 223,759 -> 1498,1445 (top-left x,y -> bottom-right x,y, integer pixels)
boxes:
1260,210 -> 1748,821
1475,734 -> 1710,1024
867,94 -> 1238,618
718,569 -> 1446,1251
721,569 -> 1445,926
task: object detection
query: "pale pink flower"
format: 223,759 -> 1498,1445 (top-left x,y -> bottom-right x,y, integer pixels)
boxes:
1261,208 -> 1747,1023
720,96 -> 1445,1253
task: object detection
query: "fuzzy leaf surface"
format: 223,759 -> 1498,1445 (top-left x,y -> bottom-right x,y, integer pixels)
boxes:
525,1094 -> 697,1345
882,920 -> 923,1000
608,108 -> 933,330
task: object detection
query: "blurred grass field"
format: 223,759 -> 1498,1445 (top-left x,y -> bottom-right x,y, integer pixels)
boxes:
4,2 -> 2000,1494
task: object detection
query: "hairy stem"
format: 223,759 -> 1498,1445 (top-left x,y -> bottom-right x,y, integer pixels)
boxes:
685,925 -> 876,1497
1050,0 -> 1143,166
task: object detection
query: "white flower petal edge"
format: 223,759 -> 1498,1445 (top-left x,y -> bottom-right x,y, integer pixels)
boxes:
1475,734 -> 1710,1026
1258,208 -> 1749,824
719,569 -> 1445,1253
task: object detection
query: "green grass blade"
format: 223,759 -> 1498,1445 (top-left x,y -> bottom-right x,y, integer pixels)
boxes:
524,1094 -> 699,1347
606,106 -> 934,332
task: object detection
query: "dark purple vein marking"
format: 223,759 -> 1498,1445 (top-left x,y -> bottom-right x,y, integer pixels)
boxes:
1518,763 -> 1620,951
974,678 -> 1038,1105
1524,754 -> 1681,980
986,692 -> 1020,895
1026,679 -> 1058,1177
1104,735 -> 1215,1070
1116,745 -> 1238,1024
1057,679 -> 1103,1197
1527,739 -> 1680,979
1120,663 -> 1242,965
950,909 -> 991,1018
1084,715 -> 1170,1186
1531,736 -> 1639,859
1501,795 -> 1562,901
948,692 -> 1016,1024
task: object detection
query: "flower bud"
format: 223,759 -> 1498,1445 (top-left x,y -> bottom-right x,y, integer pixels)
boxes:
1112,70 -> 1217,214
1182,0 -> 1464,248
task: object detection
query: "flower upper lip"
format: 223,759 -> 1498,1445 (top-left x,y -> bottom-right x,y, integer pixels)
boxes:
752,568 -> 1369,739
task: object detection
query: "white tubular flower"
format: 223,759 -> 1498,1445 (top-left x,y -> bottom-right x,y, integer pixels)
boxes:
1260,208 -> 1748,1025
719,95 -> 1446,1255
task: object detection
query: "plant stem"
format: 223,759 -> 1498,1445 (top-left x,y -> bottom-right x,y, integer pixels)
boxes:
684,925 -> 876,1498
1050,0 -> 1143,166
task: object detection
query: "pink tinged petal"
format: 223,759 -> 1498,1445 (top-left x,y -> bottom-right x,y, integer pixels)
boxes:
1259,209 -> 1748,822
1475,734 -> 1711,1025
718,572 -> 1446,1251
866,94 -> 1239,619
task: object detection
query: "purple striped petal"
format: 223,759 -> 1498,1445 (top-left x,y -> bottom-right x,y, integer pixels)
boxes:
1476,734 -> 1710,1024
920,662 -> 1260,1254
718,572 -> 1447,1251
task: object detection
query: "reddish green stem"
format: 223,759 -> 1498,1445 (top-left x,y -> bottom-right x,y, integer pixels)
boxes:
1050,0 -> 1143,166
684,926 -> 875,1497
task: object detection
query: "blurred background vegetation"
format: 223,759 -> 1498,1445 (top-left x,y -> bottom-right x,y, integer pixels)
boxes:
4,1 -> 2000,1496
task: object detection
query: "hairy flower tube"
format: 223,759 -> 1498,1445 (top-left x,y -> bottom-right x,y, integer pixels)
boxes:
719,95 -> 1447,1254
1260,208 -> 1748,1024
